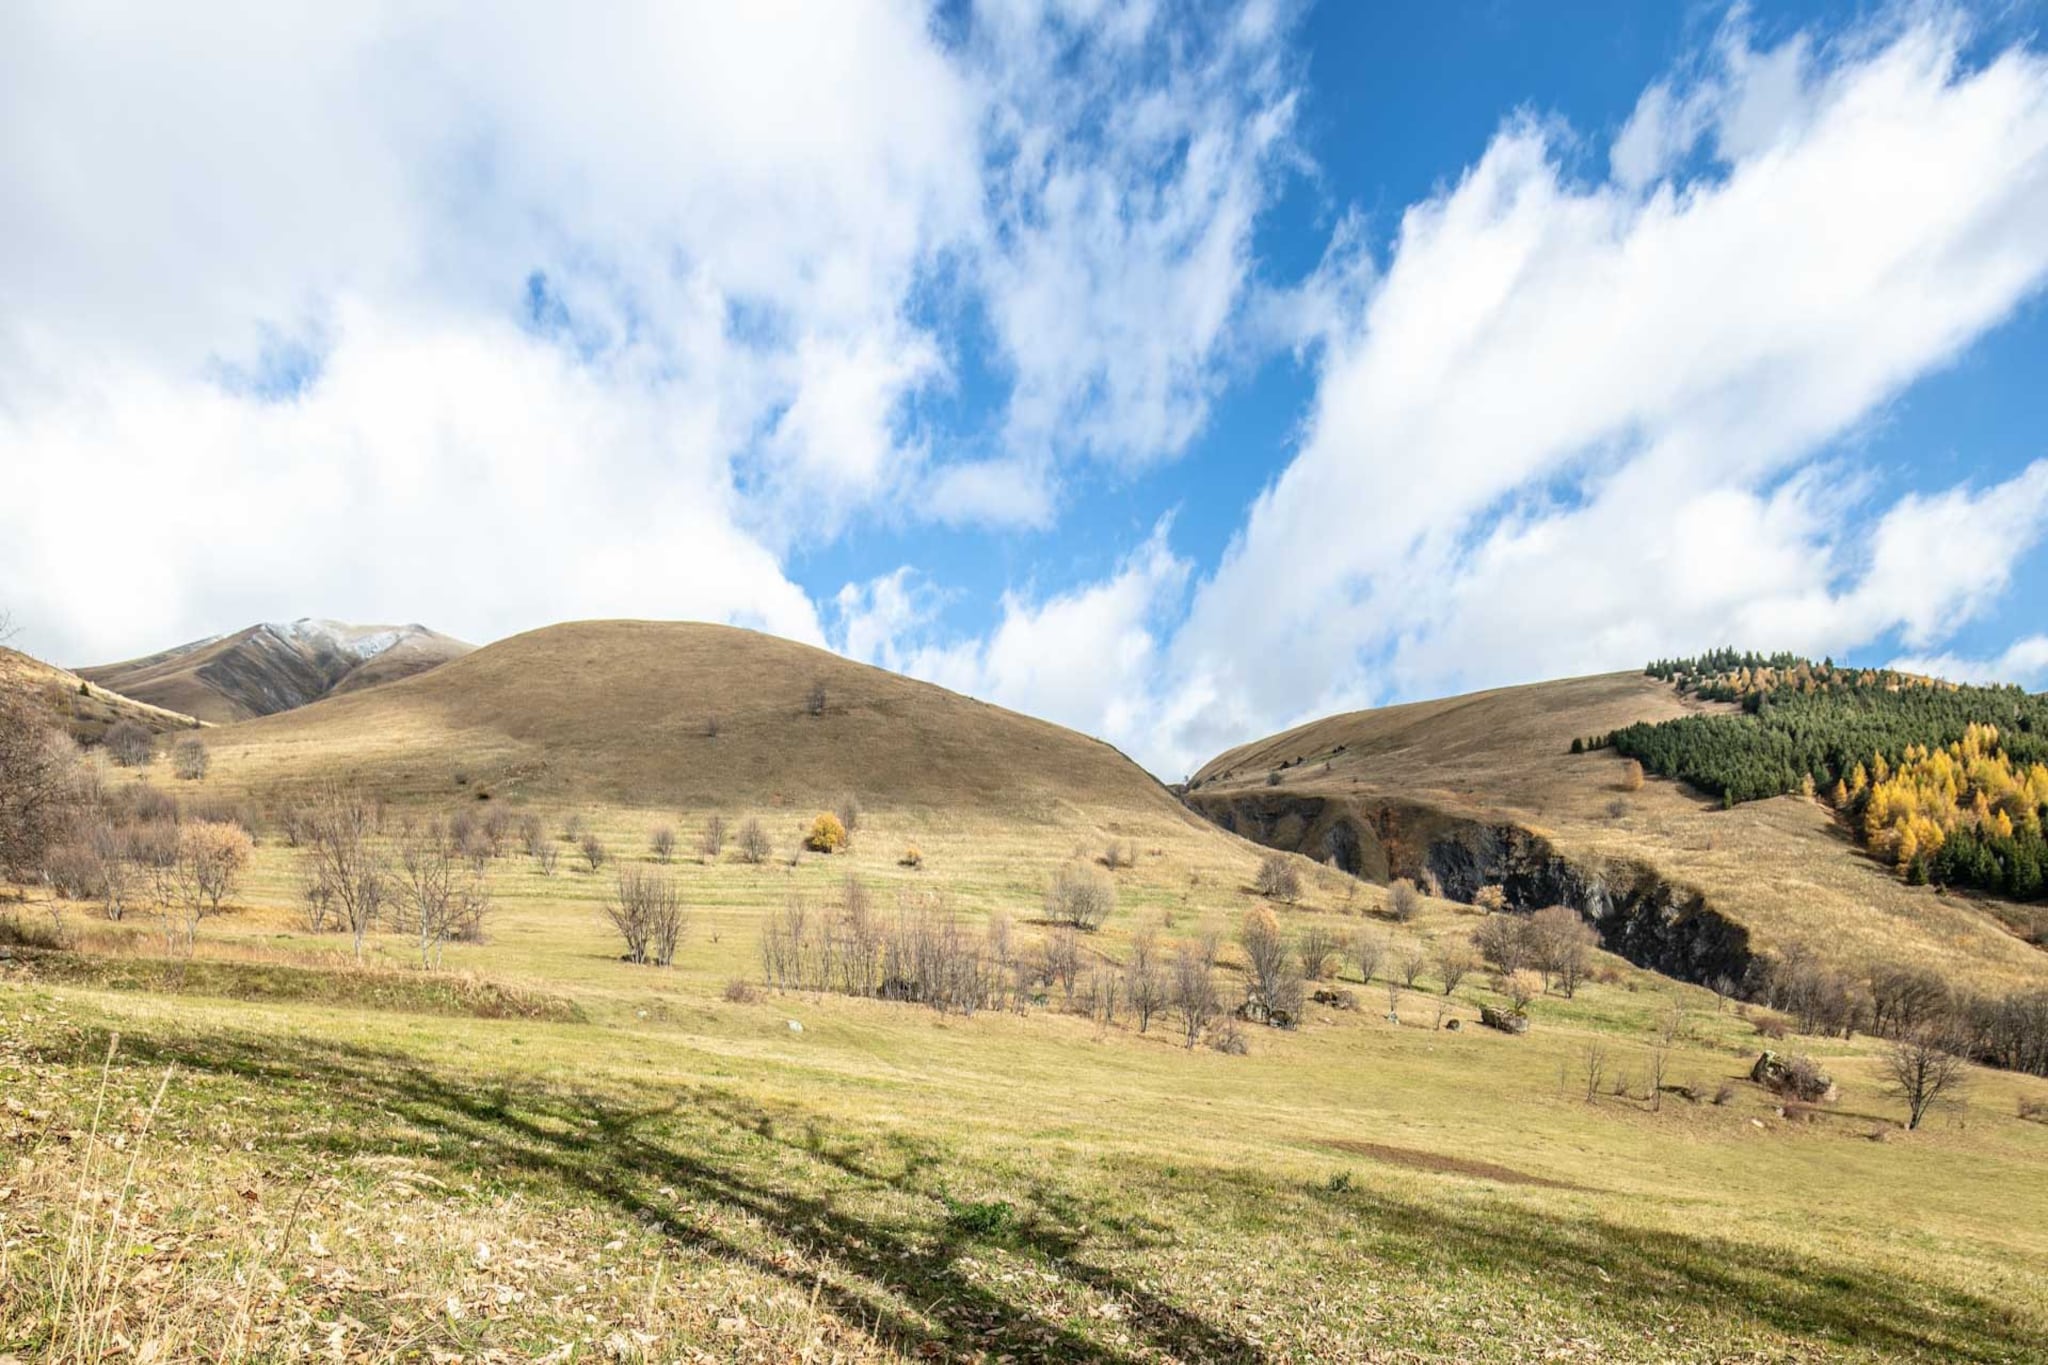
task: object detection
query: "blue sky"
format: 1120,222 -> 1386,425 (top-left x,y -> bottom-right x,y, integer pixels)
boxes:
3,1 -> 2047,776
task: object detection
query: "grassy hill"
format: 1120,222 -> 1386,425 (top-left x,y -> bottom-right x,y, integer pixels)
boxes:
5,635 -> 2047,1360
0,645 -> 201,747
1187,671 -> 2048,993
79,618 -> 471,724
197,619 -> 1202,823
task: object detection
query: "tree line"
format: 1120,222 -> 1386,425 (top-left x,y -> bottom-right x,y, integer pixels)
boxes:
1610,654 -> 2048,901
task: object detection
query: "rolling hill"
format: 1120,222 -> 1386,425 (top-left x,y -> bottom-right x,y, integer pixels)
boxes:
78,618 -> 471,724
0,645 -> 201,746
1188,670 -> 2048,992
197,618 -> 1214,830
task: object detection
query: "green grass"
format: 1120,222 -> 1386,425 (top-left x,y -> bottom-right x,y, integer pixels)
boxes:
5,798 -> 2048,1361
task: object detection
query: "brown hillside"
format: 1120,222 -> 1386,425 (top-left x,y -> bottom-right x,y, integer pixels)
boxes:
0,646 -> 202,746
80,619 -> 471,724
199,620 -> 1205,829
1189,671 -> 2048,990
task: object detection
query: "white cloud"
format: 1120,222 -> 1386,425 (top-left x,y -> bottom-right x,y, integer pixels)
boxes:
1893,635 -> 2048,688
1118,10 -> 2048,775
0,1 -> 1299,663
844,524 -> 1190,761
973,0 -> 1302,471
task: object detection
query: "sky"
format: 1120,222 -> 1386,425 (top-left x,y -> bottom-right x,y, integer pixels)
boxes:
3,0 -> 2047,779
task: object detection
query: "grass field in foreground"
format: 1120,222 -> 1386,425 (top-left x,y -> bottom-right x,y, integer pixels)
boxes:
4,797 -> 2047,1364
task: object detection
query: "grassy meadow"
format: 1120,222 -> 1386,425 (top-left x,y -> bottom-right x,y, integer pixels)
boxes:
5,790 -> 2048,1363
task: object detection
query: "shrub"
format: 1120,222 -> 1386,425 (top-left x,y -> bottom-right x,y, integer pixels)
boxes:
1387,878 -> 1422,923
1499,969 -> 1543,1013
105,719 -> 153,768
1046,861 -> 1115,930
1620,758 -> 1645,792
1472,884 -> 1507,914
1712,1083 -> 1738,1106
650,826 -> 676,863
580,833 -> 607,872
804,813 -> 847,854
898,845 -> 924,869
736,817 -> 771,865
805,680 -> 828,717
1396,942 -> 1427,988
1209,1016 -> 1249,1054
1101,840 -> 1137,870
700,814 -> 728,860
170,736 -> 209,781
1253,852 -> 1302,903
835,793 -> 862,842
723,978 -> 758,1004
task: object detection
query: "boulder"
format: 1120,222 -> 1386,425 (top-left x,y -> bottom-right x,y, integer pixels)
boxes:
1749,1051 -> 1836,1103
1312,988 -> 1358,1011
1479,1005 -> 1529,1035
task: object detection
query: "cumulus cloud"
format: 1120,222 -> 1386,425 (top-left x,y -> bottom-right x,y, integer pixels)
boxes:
1119,9 -> 2048,774
0,0 -> 1299,662
840,524 -> 1191,760
1893,635 -> 2048,688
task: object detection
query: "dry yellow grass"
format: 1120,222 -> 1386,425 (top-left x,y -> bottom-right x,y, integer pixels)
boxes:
6,632 -> 2048,1360
1190,671 -> 2048,989
0,647 -> 201,746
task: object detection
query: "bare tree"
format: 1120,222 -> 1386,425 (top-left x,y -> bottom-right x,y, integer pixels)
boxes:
105,719 -> 154,768
1434,939 -> 1479,995
302,783 -> 388,962
700,814 -> 729,861
580,832 -> 607,872
1297,924 -> 1341,981
1040,924 -> 1083,1003
1884,1031 -> 1969,1130
1580,1041 -> 1609,1102
805,680 -> 828,717
1351,927 -> 1386,984
1396,942 -> 1427,988
1171,942 -> 1218,1049
1238,906 -> 1303,1026
835,793 -> 861,845
1472,913 -> 1530,974
1126,924 -> 1167,1033
704,714 -> 721,739
0,693 -> 78,882
736,817 -> 771,865
605,868 -> 687,966
1526,905 -> 1598,997
167,821 -> 251,950
1253,852 -> 1302,903
1046,861 -> 1116,930
519,813 -> 548,859
394,822 -> 491,969
650,826 -> 676,864
1387,877 -> 1423,924
170,736 -> 209,782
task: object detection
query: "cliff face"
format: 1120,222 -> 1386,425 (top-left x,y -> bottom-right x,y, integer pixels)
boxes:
1189,789 -> 1754,988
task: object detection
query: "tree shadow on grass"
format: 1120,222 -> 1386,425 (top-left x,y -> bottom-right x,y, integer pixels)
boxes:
97,1027 -> 1259,1363
51,1024 -> 2048,1364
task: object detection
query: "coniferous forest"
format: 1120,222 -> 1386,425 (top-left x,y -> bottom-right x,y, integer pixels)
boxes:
1608,653 -> 2048,902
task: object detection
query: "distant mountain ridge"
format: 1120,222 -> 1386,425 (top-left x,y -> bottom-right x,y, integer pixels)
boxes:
78,618 -> 472,724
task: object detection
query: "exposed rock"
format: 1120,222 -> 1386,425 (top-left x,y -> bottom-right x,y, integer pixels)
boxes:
1749,1050 -> 1837,1103
1189,790 -> 1753,988
1479,1006 -> 1529,1035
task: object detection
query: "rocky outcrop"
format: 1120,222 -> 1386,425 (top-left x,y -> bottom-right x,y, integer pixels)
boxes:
1479,1005 -> 1529,1035
1189,790 -> 1754,989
